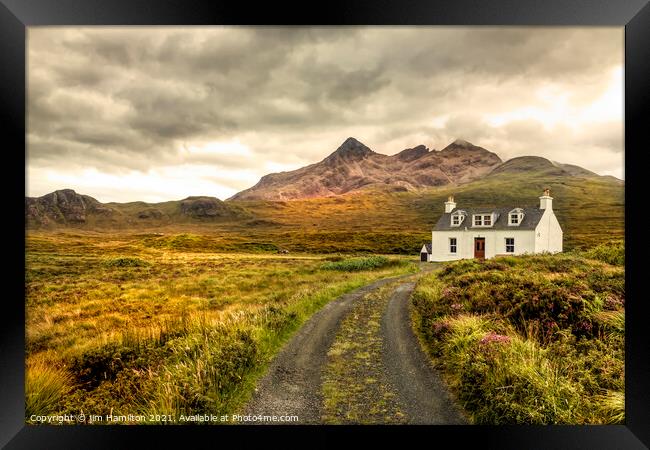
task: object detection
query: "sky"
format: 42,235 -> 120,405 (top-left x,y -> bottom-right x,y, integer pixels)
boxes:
27,27 -> 624,203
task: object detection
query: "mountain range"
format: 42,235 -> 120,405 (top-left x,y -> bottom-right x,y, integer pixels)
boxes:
229,137 -> 504,201
25,137 -> 623,248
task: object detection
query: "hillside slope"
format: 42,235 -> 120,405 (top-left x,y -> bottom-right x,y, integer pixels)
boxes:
232,157 -> 623,251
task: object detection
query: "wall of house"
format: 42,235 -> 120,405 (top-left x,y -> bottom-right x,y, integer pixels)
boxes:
535,208 -> 563,253
430,229 -> 536,261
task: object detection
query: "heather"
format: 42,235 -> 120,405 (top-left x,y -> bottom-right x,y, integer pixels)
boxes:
412,245 -> 624,424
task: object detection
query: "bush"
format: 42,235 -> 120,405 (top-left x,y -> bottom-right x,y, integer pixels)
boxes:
142,233 -> 208,250
582,241 -> 624,266
321,256 -> 393,272
103,256 -> 150,267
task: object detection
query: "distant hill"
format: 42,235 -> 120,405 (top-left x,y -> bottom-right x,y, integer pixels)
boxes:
486,156 -> 600,178
25,190 -> 250,228
229,137 -> 503,201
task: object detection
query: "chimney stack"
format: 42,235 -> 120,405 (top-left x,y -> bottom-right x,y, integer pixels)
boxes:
539,188 -> 553,210
444,195 -> 457,213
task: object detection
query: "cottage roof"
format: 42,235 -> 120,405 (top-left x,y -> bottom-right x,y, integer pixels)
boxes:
421,243 -> 432,253
434,207 -> 545,231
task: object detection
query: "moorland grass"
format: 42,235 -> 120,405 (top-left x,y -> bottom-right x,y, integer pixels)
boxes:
25,233 -> 417,423
411,245 -> 625,424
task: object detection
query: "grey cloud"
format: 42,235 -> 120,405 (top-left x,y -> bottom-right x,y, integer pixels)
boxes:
27,27 -> 623,200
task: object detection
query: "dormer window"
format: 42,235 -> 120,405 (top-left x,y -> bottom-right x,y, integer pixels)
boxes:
508,208 -> 525,226
473,214 -> 493,227
450,211 -> 466,227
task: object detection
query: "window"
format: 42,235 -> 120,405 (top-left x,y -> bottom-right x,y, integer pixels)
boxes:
450,238 -> 457,253
451,211 -> 465,227
505,238 -> 515,253
473,214 -> 493,227
508,208 -> 524,226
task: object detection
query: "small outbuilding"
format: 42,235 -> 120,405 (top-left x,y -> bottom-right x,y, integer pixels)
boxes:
420,243 -> 432,262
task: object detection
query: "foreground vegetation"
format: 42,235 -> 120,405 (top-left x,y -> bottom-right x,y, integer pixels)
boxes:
25,233 -> 417,423
412,243 -> 625,424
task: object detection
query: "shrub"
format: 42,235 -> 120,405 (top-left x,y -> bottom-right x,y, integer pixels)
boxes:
582,241 -> 624,266
103,256 -> 150,267
321,256 -> 393,272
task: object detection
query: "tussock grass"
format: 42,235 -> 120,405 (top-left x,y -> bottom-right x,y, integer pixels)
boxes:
412,242 -> 625,424
26,357 -> 75,417
594,390 -> 625,424
592,310 -> 625,337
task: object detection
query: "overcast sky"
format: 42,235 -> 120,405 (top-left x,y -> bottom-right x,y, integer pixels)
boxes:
27,27 -> 623,203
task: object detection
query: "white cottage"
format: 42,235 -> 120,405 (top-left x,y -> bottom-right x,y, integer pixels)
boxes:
420,189 -> 563,262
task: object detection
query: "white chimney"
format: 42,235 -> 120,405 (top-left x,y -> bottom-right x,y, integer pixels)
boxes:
539,188 -> 553,210
444,195 -> 457,213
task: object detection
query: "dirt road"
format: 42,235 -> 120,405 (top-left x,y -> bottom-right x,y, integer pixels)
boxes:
241,267 -> 466,424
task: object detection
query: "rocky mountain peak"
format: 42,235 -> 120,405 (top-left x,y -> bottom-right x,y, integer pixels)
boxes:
451,138 -> 473,147
327,137 -> 375,161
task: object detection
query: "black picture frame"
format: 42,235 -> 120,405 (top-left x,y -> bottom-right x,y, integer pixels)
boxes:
2,1 -> 649,448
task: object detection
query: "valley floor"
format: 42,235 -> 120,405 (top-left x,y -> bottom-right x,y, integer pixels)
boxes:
25,232 -> 624,425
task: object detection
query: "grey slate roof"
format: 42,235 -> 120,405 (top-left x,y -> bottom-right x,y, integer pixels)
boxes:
421,243 -> 432,253
434,207 -> 545,231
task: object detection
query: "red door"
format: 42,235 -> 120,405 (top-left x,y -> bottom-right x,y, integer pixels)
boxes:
474,238 -> 485,259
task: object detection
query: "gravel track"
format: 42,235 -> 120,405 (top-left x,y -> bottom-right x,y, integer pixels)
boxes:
241,275 -> 406,423
382,281 -> 467,424
241,266 -> 466,424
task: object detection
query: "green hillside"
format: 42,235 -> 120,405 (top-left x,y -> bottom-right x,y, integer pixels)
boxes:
231,166 -> 623,252
27,161 -> 623,253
